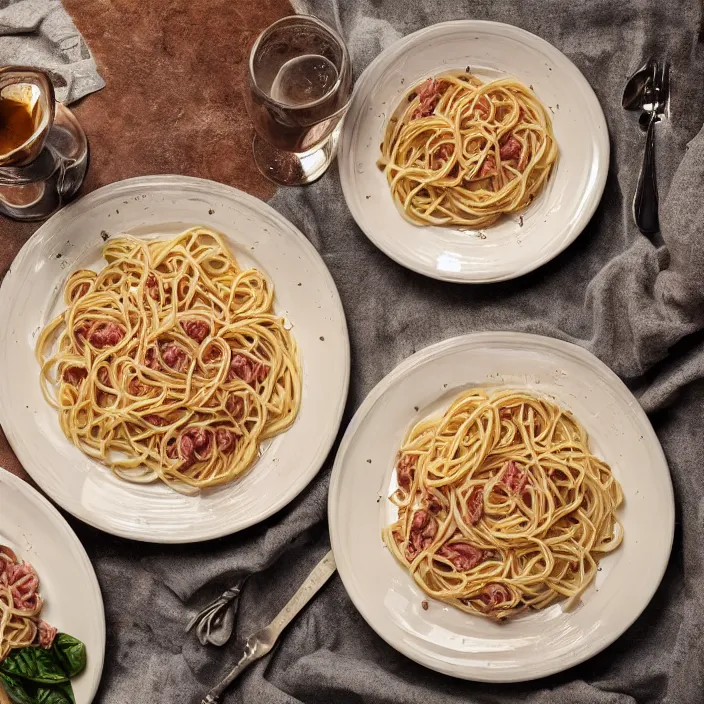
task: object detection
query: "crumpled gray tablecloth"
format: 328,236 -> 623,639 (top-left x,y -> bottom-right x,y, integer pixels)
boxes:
74,1 -> 704,702
0,0 -> 104,104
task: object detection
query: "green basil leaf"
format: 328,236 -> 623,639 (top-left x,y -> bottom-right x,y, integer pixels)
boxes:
50,636 -> 86,679
34,685 -> 73,704
61,683 -> 74,704
0,648 -> 68,684
0,672 -> 35,704
52,683 -> 74,704
0,649 -> 34,680
57,683 -> 74,704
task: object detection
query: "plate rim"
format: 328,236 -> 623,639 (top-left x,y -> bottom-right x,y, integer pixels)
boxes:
0,467 -> 106,701
0,175 -> 351,543
338,19 -> 610,284
328,331 -> 674,682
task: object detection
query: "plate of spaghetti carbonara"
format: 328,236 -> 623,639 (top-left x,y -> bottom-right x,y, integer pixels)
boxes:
329,332 -> 673,681
0,469 -> 104,703
338,20 -> 608,283
0,176 -> 350,543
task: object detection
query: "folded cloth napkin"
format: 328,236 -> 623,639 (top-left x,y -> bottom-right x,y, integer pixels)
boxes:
74,1 -> 704,703
0,0 -> 104,104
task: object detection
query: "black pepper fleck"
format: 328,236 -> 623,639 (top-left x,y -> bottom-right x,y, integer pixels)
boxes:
100,230 -> 110,241
319,336 -> 325,341
56,253 -> 61,259
413,406 -> 419,412
366,459 -> 372,463
208,209 -> 215,215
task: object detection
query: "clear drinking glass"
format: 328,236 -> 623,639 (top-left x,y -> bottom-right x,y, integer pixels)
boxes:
244,15 -> 353,186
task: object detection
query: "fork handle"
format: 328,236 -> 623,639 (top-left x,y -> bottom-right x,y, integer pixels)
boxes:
633,113 -> 659,235
200,647 -> 260,703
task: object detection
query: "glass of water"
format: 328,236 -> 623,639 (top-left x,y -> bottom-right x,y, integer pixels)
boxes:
244,15 -> 353,186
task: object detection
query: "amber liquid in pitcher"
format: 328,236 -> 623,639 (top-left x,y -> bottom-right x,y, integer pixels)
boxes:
0,97 -> 35,156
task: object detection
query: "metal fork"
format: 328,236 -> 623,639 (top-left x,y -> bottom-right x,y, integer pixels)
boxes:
633,59 -> 670,235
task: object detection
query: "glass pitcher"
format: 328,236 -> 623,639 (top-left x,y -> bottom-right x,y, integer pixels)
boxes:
0,66 -> 88,221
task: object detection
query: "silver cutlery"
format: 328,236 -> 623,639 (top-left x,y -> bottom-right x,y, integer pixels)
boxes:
625,59 -> 670,235
200,550 -> 337,704
622,58 -> 653,111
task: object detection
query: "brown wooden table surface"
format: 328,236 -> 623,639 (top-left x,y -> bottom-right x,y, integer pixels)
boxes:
0,0 -> 292,481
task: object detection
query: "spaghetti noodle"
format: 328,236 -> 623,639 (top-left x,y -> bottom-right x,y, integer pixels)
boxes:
36,227 -> 301,491
382,389 -> 623,620
0,545 -> 55,662
378,72 -> 558,228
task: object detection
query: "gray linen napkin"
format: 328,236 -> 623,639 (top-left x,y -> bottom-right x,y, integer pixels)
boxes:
0,0 -> 104,104
75,1 -> 704,703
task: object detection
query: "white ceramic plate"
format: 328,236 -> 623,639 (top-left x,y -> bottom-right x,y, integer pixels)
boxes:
329,332 -> 673,682
0,176 -> 350,543
0,468 -> 105,702
338,21 -> 609,283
